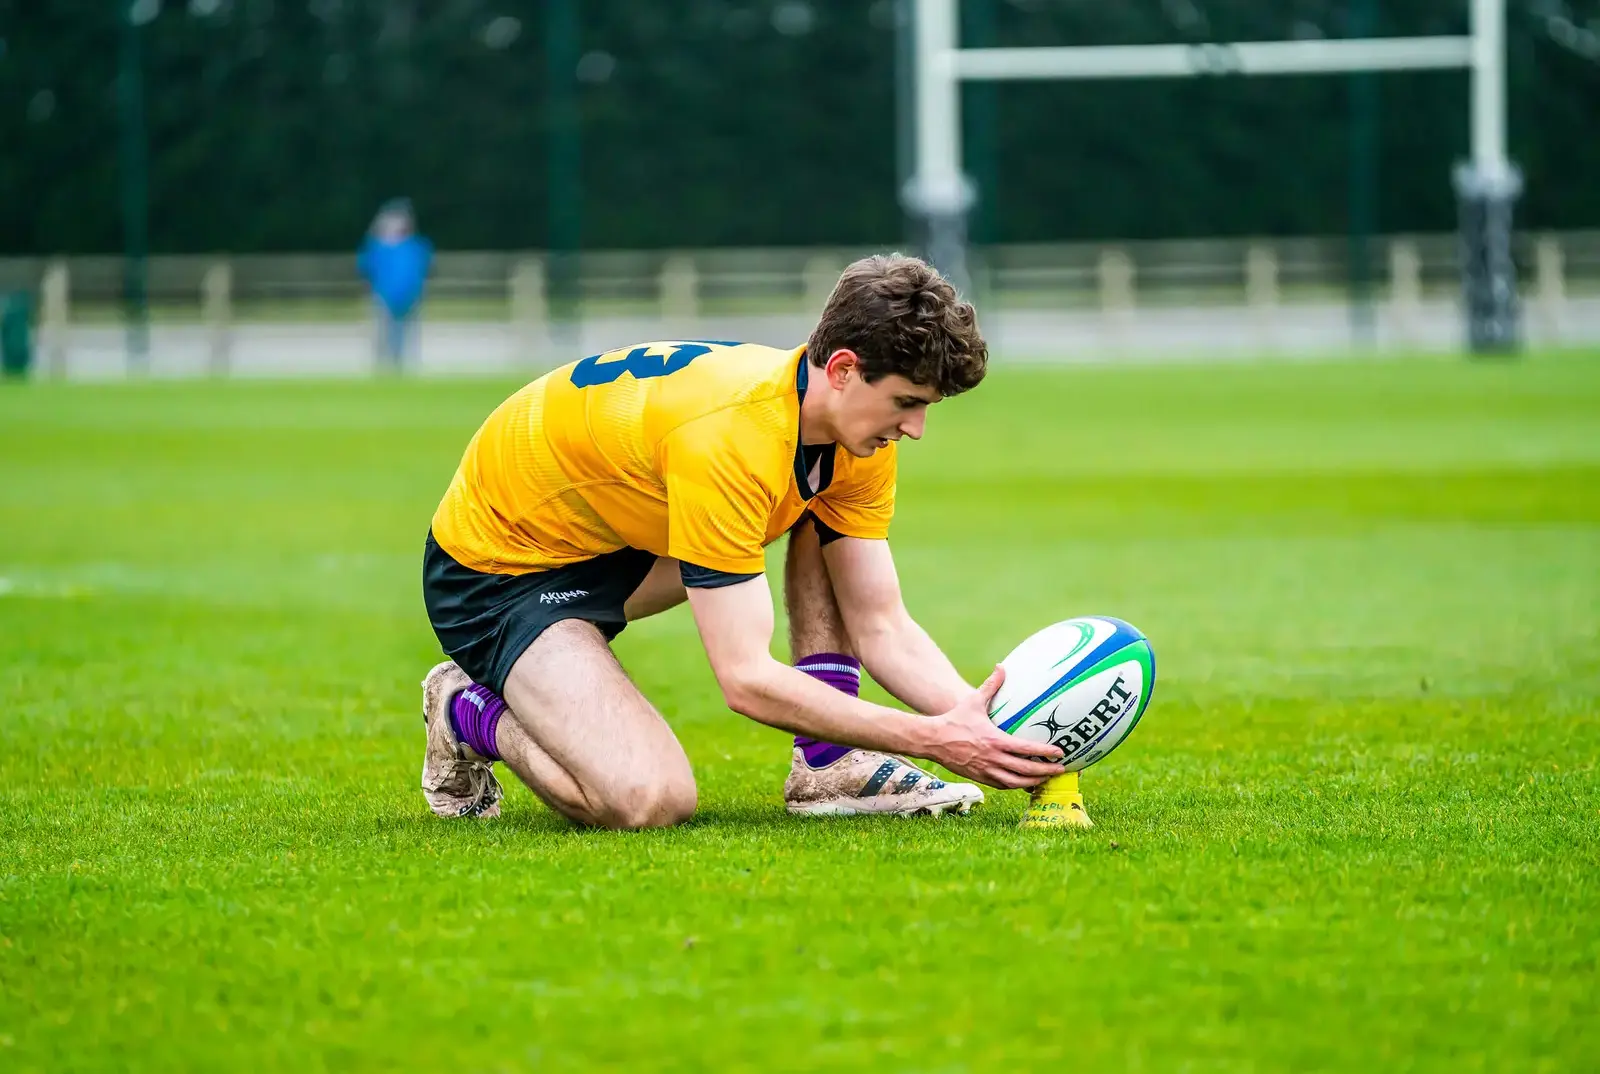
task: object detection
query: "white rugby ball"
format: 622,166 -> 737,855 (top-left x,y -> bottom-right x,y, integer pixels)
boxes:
988,616 -> 1155,772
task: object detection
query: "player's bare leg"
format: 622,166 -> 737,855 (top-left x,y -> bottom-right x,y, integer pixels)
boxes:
494,620 -> 696,829
780,518 -> 984,817
422,559 -> 696,828
423,640 -> 695,829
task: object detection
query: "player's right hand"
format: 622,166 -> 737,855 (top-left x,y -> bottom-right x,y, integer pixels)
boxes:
922,666 -> 1067,790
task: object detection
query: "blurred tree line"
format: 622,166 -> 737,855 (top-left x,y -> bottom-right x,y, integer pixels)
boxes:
1,0 -> 1596,255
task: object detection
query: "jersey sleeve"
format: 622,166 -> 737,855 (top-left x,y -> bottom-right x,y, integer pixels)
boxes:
811,441 -> 897,540
659,410 -> 783,575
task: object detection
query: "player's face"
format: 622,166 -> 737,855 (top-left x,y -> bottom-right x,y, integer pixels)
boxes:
827,352 -> 941,457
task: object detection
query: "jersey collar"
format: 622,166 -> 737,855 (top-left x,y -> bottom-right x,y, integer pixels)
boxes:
793,353 -> 835,501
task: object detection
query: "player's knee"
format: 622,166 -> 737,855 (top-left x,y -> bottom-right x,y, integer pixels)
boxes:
601,776 -> 697,830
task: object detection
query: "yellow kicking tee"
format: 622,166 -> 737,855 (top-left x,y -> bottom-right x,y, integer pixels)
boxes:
430,341 -> 896,576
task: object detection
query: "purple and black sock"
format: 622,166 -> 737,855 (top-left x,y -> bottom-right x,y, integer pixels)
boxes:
449,683 -> 505,762
793,652 -> 860,769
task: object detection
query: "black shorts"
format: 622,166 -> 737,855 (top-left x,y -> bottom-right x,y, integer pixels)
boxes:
422,533 -> 658,694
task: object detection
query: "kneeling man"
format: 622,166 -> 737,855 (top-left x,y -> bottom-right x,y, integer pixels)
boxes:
419,254 -> 1075,828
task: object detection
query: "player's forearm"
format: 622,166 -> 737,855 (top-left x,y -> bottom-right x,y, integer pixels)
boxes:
854,608 -> 971,715
719,657 -> 933,756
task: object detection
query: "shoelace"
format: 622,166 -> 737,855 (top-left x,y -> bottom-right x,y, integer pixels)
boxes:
440,757 -> 491,790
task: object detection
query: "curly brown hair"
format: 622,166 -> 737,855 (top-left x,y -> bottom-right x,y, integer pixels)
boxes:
806,254 -> 988,397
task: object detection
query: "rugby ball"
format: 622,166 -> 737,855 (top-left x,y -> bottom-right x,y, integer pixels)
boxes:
988,616 -> 1154,771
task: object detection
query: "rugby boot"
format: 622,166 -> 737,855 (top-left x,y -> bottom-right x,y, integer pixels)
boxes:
420,660 -> 504,819
1019,770 -> 1093,829
784,747 -> 984,816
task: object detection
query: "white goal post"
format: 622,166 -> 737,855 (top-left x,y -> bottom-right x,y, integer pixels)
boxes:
905,0 -> 1521,352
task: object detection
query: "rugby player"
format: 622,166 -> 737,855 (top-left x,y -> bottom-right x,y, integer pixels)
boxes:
418,254 -> 1092,829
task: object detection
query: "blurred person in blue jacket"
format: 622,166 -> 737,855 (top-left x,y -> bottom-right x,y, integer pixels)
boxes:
358,198 -> 433,370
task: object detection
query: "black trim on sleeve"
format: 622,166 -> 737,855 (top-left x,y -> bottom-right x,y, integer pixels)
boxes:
810,513 -> 848,546
680,561 -> 763,589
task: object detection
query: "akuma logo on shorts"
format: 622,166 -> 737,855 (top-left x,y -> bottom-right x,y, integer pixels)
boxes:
539,589 -> 589,605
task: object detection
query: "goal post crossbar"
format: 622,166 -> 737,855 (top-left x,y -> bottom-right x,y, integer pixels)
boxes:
911,0 -> 1509,213
946,37 -> 1476,82
906,0 -> 1520,351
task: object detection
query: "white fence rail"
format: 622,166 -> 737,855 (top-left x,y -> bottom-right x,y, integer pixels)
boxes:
3,231 -> 1598,376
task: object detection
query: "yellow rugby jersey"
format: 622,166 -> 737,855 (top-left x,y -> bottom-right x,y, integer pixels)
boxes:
430,341 -> 896,576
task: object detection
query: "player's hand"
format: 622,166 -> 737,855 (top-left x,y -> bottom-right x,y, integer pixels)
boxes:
922,666 -> 1066,790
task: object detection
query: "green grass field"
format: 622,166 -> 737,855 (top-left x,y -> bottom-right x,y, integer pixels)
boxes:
2,354 -> 1597,1072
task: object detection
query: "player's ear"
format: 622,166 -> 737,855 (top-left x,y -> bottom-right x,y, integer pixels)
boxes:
824,349 -> 859,389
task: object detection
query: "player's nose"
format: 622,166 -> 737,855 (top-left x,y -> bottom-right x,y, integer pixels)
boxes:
898,411 -> 926,440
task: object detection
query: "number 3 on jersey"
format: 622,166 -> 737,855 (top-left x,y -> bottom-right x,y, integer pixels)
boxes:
570,341 -> 740,388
